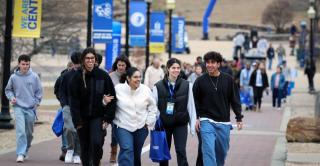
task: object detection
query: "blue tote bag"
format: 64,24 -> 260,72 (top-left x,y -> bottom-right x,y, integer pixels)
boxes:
52,108 -> 64,137
149,118 -> 171,162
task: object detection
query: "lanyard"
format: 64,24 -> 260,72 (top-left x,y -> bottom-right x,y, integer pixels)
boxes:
167,82 -> 175,99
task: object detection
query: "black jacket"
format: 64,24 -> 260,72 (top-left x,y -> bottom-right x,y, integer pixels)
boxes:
59,69 -> 78,107
155,77 -> 190,127
54,69 -> 68,106
249,69 -> 269,89
193,72 -> 243,122
69,67 -> 116,126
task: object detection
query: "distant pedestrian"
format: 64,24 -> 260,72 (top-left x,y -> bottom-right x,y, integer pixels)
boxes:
187,64 -> 203,84
249,62 -> 269,112
108,55 -> 131,163
219,59 -> 233,76
240,62 -> 253,110
276,44 -> 286,66
69,48 -> 117,166
5,55 -> 43,163
144,57 -> 165,89
267,43 -> 275,70
113,67 -> 157,166
270,66 -> 286,110
305,58 -> 316,93
233,33 -> 245,59
153,58 -> 197,166
193,51 -> 243,166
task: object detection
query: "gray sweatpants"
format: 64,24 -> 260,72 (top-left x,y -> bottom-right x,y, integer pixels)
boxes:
63,105 -> 81,156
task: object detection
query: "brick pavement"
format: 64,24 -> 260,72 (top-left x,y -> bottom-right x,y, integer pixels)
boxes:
1,40 -> 312,165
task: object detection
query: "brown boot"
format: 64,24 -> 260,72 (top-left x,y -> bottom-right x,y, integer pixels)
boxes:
109,145 -> 117,163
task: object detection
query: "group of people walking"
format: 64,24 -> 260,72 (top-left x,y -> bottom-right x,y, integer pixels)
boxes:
6,48 -> 244,166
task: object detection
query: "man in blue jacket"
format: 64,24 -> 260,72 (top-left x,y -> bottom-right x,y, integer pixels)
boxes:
270,66 -> 286,110
5,55 -> 43,163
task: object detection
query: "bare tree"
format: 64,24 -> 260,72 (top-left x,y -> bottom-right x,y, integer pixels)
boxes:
1,0 -> 86,62
0,0 -> 86,92
262,0 -> 294,33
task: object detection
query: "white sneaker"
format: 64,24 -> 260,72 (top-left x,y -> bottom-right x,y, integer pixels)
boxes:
64,150 -> 74,163
16,155 -> 24,163
277,107 -> 281,111
73,155 -> 81,164
24,155 -> 29,160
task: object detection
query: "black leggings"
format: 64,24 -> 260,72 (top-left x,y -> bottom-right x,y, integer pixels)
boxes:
77,118 -> 105,166
253,87 -> 264,108
160,125 -> 189,166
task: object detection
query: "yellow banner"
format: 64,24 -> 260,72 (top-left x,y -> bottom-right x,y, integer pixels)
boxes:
13,0 -> 42,38
150,43 -> 165,53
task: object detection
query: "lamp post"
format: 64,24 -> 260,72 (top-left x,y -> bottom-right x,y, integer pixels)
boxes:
167,0 -> 175,59
145,0 -> 152,68
0,0 -> 14,129
308,5 -> 316,61
87,0 -> 93,47
125,0 -> 130,57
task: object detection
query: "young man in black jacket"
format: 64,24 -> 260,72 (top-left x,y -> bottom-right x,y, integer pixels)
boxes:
59,52 -> 82,164
69,48 -> 116,166
193,51 -> 243,166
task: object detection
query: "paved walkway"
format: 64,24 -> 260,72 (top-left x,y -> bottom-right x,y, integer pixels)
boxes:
0,40 -> 319,165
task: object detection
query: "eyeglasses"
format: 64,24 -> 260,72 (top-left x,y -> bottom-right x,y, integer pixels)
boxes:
85,56 -> 95,60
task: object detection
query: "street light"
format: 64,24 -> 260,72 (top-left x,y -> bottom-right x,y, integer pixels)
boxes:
87,0 -> 93,47
308,5 -> 316,60
167,0 -> 175,59
145,0 -> 152,68
0,0 -> 14,129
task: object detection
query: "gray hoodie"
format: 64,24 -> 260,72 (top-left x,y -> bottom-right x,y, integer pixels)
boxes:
5,68 -> 43,109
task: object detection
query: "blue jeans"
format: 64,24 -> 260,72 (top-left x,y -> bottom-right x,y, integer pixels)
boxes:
268,58 -> 273,70
200,120 -> 231,166
111,123 -> 118,146
14,106 -> 36,156
63,106 -> 80,155
61,132 -> 68,152
115,126 -> 148,166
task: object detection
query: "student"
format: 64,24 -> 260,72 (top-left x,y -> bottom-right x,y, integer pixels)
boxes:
69,48 -> 116,166
113,67 -> 157,166
193,51 -> 243,166
5,55 -> 43,163
153,58 -> 197,166
270,66 -> 286,110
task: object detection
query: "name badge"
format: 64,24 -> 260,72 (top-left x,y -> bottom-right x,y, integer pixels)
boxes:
166,102 -> 174,115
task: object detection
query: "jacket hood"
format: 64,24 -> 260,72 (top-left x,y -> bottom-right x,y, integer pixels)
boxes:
14,68 -> 33,76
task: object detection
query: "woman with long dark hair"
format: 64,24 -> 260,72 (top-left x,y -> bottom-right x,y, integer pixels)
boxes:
69,48 -> 116,165
249,62 -> 269,112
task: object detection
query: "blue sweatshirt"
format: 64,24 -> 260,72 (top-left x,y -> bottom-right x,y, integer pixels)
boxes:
5,68 -> 43,109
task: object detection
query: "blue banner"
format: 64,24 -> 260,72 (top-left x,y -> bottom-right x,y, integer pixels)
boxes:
93,0 -> 113,43
172,16 -> 185,53
105,21 -> 122,71
202,0 -> 216,38
129,1 -> 146,47
150,11 -> 165,53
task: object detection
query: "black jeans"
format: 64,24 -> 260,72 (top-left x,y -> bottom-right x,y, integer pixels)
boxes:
77,118 -> 105,166
307,73 -> 315,90
272,88 -> 282,108
160,124 -> 189,166
253,87 -> 264,108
